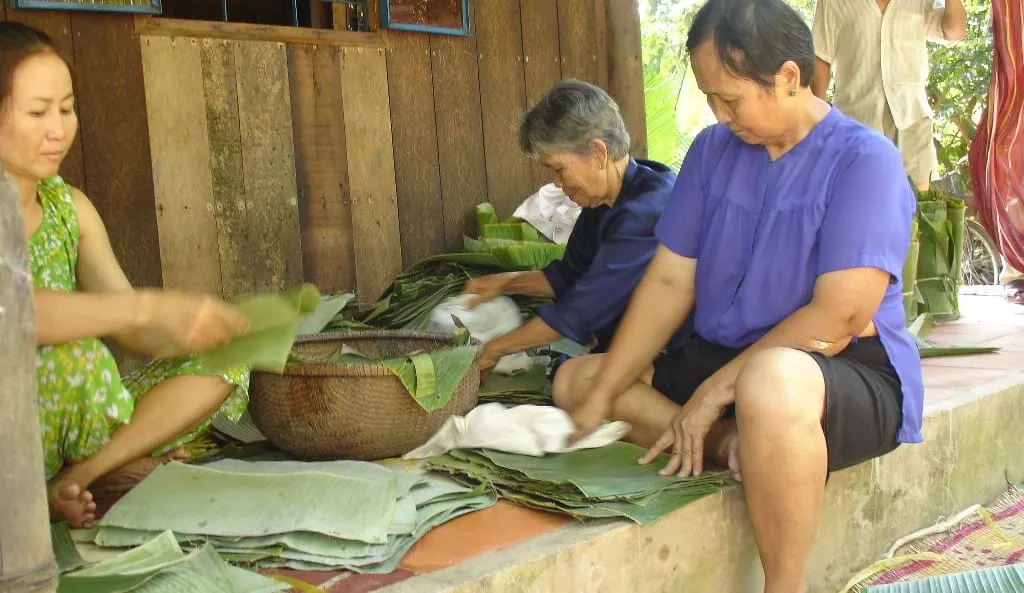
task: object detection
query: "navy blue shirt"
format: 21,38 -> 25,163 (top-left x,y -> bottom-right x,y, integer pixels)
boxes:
537,158 -> 683,352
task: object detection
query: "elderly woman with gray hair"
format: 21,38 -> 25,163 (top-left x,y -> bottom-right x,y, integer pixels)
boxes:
463,79 -> 683,375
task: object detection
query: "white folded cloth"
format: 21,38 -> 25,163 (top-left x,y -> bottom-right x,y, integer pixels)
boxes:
403,403 -> 631,459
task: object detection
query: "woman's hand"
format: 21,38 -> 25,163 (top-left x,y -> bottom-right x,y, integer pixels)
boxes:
568,389 -> 614,444
476,344 -> 502,382
462,274 -> 513,307
639,383 -> 730,477
137,290 -> 250,357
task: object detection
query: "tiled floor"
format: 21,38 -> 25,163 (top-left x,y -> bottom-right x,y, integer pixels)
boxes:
278,292 -> 1024,592
920,291 -> 1024,406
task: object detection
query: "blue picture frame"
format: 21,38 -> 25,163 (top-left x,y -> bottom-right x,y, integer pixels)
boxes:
14,0 -> 162,15
379,0 -> 470,37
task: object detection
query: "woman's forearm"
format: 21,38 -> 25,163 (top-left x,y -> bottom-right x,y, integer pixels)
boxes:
502,271 -> 555,299
486,317 -> 561,358
34,288 -> 145,346
698,302 -> 856,404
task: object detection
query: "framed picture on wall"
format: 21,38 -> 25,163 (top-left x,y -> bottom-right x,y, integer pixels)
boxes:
379,0 -> 469,36
14,0 -> 162,14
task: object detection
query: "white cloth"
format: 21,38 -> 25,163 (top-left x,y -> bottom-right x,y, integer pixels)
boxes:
512,184 -> 582,245
812,0 -> 949,131
403,403 -> 631,459
427,294 -> 535,374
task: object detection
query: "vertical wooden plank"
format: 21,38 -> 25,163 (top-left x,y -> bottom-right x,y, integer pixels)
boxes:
557,0 -> 599,84
70,14 -> 161,288
476,0 -> 535,218
5,3 -> 86,190
141,36 -> 222,295
385,31 -> 444,266
339,46 -> 403,302
606,0 -> 647,157
430,20 -> 488,250
288,44 -> 358,292
200,39 -> 250,299
594,0 -> 608,90
234,40 -> 304,295
520,0 -> 562,189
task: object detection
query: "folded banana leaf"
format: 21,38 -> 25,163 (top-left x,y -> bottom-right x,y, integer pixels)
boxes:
328,341 -> 478,413
210,411 -> 266,445
914,190 -> 965,320
85,460 -> 496,574
200,284 -> 323,375
425,442 -> 730,525
57,530 -> 286,593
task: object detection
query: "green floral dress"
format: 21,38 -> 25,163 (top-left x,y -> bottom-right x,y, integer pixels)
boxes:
30,176 -> 250,480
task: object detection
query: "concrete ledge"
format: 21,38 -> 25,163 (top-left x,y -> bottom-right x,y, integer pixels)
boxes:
384,374 -> 1024,593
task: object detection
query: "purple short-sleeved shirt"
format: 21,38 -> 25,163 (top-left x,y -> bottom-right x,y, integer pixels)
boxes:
655,109 -> 924,443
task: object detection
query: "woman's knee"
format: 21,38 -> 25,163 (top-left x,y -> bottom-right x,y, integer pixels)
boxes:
551,354 -> 603,410
734,348 -> 825,426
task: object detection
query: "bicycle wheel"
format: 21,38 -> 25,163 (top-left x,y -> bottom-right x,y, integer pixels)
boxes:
961,218 -> 1002,286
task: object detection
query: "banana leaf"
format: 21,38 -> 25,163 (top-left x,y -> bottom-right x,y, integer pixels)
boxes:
52,522 -> 89,574
200,284 -> 322,375
57,531 -> 286,593
210,411 -> 266,445
329,342 -> 478,412
296,292 -> 355,336
99,461 -> 398,544
914,190 -> 966,319
424,442 -> 730,525
908,313 -> 1002,358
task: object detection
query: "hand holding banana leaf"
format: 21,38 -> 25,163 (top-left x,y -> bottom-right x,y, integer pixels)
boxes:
639,382 -> 729,478
462,273 -> 514,308
137,289 -> 251,358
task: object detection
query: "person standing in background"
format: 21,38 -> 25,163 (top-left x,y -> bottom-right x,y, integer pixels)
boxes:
810,0 -> 967,191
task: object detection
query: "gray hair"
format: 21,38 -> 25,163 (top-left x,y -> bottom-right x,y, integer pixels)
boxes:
519,79 -> 631,161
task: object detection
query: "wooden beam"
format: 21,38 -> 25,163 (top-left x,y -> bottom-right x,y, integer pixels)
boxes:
0,170 -> 58,593
135,16 -> 385,48
606,0 -> 647,158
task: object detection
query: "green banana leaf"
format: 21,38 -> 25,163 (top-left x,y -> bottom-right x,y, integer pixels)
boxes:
914,190 -> 966,319
295,292 -> 355,336
57,531 -> 287,593
52,522 -> 88,574
99,462 -> 398,544
907,313 -> 1001,358
200,284 -> 322,375
329,342 -> 478,413
425,442 -> 730,525
479,365 -> 551,405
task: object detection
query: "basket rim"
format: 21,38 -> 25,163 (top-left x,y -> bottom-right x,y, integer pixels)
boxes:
257,329 -> 481,377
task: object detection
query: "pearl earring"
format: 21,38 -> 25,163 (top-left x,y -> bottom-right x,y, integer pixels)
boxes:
789,88 -> 798,96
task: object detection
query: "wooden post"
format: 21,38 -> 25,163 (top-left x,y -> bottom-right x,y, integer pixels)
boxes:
0,168 -> 58,593
606,0 -> 648,159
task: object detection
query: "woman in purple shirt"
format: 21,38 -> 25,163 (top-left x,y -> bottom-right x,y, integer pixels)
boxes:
553,0 -> 924,590
464,81 -> 682,375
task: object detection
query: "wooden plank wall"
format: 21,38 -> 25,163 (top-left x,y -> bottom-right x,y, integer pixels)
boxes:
7,0 -> 626,304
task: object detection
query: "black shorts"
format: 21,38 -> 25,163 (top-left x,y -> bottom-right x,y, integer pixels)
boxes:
651,333 -> 903,472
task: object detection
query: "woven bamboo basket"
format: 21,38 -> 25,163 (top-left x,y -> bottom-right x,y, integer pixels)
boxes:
249,330 -> 480,461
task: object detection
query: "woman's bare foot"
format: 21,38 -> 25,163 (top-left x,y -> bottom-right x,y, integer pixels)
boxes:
48,475 -> 97,528
90,447 -> 188,499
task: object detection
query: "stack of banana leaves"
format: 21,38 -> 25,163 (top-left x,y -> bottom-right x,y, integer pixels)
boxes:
323,203 -> 562,332
75,459 -> 496,573
53,527 -> 288,593
478,365 -> 552,406
425,442 -> 731,525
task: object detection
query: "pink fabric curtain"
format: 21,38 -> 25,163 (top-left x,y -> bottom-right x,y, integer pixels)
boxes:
969,0 -> 1024,271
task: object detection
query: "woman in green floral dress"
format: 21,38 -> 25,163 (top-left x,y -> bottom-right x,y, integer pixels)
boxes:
0,22 -> 251,528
